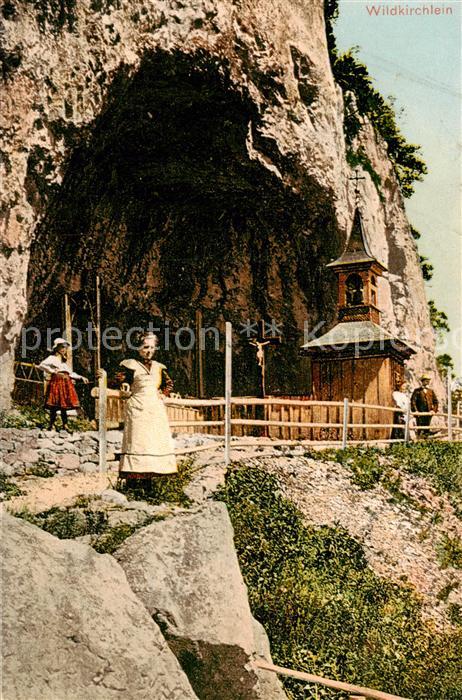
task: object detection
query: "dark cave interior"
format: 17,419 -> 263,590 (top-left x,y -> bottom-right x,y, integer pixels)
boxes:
25,49 -> 341,399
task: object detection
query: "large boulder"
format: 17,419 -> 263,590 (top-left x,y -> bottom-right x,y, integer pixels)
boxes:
0,511 -> 198,700
115,501 -> 286,699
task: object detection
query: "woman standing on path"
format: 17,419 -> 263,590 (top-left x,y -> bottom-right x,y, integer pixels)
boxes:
391,379 -> 410,441
38,338 -> 89,432
112,332 -> 177,489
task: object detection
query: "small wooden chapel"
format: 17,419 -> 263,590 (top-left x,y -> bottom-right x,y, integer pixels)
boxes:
301,206 -> 415,410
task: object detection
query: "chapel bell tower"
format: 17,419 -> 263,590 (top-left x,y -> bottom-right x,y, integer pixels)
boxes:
327,208 -> 385,325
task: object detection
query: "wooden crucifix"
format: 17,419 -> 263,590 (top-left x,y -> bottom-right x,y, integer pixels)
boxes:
249,320 -> 282,398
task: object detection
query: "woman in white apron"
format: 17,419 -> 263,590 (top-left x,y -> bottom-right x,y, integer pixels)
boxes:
115,333 -> 177,486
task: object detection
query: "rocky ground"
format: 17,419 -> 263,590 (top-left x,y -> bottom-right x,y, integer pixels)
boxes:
247,453 -> 462,627
1,431 -> 289,699
2,432 -> 461,629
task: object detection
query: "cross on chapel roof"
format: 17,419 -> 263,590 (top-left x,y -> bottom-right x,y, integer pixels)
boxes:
326,208 -> 386,270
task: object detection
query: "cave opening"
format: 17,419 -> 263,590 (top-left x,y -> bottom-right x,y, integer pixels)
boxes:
25,49 -> 341,399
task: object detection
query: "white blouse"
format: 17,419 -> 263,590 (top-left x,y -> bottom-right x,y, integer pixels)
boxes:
392,390 -> 409,413
37,354 -> 83,380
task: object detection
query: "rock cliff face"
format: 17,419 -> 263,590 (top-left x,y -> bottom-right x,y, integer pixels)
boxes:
0,0 -> 440,405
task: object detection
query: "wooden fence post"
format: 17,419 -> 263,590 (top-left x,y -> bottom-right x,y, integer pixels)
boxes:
342,398 -> 349,450
447,374 -> 453,442
98,368 -> 107,473
404,400 -> 411,444
224,322 -> 232,467
63,292 -> 73,371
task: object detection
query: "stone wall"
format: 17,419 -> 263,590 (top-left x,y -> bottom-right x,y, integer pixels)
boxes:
0,427 -> 121,477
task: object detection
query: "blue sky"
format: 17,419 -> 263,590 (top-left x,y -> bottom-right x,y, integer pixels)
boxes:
334,0 -> 461,374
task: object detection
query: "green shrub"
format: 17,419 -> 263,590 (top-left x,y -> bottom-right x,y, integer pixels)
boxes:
117,458 -> 194,506
0,408 -> 33,429
90,513 -> 167,553
91,523 -> 137,554
346,148 -> 383,201
14,500 -> 158,553
16,506 -> 108,539
438,535 -> 462,570
320,446 -> 386,489
216,465 -> 462,699
0,474 -> 23,499
26,461 -> 56,478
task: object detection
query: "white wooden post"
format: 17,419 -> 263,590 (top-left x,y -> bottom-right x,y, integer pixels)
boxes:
98,369 -> 107,472
404,400 -> 411,444
63,292 -> 73,371
224,322 -> 232,467
447,374 -> 453,441
342,398 -> 349,450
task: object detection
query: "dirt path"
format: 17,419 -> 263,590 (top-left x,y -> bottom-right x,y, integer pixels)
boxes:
5,470 -> 118,514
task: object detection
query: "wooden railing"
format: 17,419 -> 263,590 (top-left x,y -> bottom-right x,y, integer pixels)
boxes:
161,396 -> 462,445
253,659 -> 411,700
12,362 -> 462,448
12,362 -> 46,404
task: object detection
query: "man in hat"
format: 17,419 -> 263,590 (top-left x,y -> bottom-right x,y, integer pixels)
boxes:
411,374 -> 438,438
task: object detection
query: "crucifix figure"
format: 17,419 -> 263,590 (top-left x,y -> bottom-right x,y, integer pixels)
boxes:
349,167 -> 366,205
249,320 -> 281,398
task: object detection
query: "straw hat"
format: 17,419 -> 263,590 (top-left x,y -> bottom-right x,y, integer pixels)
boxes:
51,337 -> 70,350
420,373 -> 431,381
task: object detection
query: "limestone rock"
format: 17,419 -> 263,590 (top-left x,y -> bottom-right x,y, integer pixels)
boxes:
183,462 -> 227,503
0,0 -> 442,407
106,430 -> 123,443
100,488 -> 128,505
115,501 -> 286,699
252,619 -> 288,699
0,511 -> 198,700
80,461 -> 99,473
57,453 -> 80,470
105,509 -> 144,528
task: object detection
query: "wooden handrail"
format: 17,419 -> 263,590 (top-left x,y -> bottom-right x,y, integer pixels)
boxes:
230,397 -> 345,407
169,420 -> 224,427
164,398 -> 226,407
349,402 -> 399,413
253,659 -> 411,700
231,419 -> 344,428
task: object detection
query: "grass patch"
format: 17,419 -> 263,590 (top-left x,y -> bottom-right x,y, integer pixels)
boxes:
216,465 -> 462,699
90,514 -> 166,554
437,580 -> 459,602
25,461 -> 56,478
91,523 -> 138,554
0,474 -> 24,500
0,403 -> 95,431
15,505 -> 109,539
13,497 -> 160,553
314,443 -> 462,517
117,457 -> 195,507
438,535 -> 462,570
388,442 -> 462,515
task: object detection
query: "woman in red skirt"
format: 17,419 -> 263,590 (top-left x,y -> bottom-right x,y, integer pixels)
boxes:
38,338 -> 89,432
